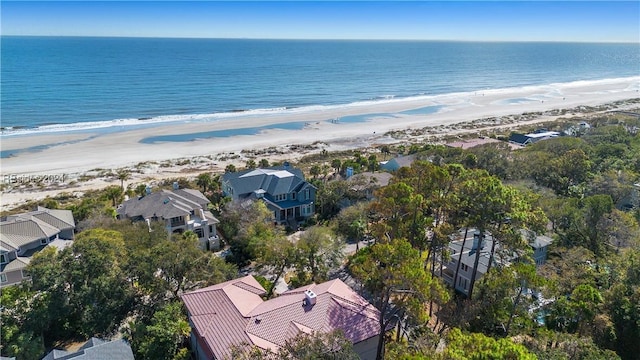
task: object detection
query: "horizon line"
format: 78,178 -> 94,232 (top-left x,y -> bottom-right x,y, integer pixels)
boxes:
2,34 -> 638,44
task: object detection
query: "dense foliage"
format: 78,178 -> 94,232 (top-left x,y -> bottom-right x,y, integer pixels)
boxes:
2,112 -> 638,359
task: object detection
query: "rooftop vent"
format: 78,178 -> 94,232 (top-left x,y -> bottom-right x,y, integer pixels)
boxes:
255,316 -> 262,324
304,289 -> 317,306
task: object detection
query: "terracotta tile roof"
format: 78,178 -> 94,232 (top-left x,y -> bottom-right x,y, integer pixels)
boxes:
182,276 -> 380,359
181,276 -> 267,359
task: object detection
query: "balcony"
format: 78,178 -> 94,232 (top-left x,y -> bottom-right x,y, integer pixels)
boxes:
170,217 -> 185,227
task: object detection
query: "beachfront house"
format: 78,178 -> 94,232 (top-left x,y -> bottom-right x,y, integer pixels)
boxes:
221,165 -> 316,226
509,130 -> 561,147
1,207 -> 75,287
439,228 -> 553,295
116,186 -> 220,250
181,275 -> 381,360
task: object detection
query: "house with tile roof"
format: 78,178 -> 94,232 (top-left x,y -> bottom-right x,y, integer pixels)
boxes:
181,275 -> 381,360
117,187 -> 220,250
41,337 -> 134,360
221,165 -> 316,226
1,207 -> 75,287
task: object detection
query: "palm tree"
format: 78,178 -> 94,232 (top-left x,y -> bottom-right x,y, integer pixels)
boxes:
135,184 -> 147,197
331,159 -> 341,175
104,185 -> 123,207
310,165 -> 321,179
380,145 -> 391,160
196,173 -> 213,194
259,159 -> 270,168
116,170 -> 131,190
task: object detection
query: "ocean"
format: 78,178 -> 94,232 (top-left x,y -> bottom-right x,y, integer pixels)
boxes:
1,37 -> 639,135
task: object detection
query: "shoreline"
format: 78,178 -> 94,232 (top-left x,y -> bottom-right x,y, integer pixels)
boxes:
1,77 -> 639,211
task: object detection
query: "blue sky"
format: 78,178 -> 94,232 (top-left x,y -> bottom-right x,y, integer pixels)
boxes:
2,1 -> 639,42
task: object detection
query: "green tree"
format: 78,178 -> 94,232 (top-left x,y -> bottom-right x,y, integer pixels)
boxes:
251,223 -> 294,298
278,330 -> 359,360
102,185 -> 124,207
66,229 -> 136,337
294,226 -> 344,283
220,200 -> 276,266
380,145 -> 391,160
149,231 -> 238,300
0,285 -> 46,360
442,328 -> 537,360
117,169 -> 131,190
196,172 -> 213,194
335,202 -> 369,242
230,330 -> 359,360
458,170 -> 546,298
331,158 -> 342,174
349,239 -> 449,360
27,229 -> 136,339
129,302 -> 191,360
225,164 -> 237,173
310,164 -> 322,179
246,159 -> 257,169
135,183 -> 148,197
259,158 -> 270,168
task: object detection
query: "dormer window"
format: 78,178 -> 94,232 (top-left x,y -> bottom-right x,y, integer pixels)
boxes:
275,194 -> 287,202
41,238 -> 48,245
0,253 -> 6,264
291,192 -> 296,200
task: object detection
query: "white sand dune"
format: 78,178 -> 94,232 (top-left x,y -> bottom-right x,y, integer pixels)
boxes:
1,77 -> 639,210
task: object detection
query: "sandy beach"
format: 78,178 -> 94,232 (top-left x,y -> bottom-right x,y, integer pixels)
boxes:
1,77 -> 639,210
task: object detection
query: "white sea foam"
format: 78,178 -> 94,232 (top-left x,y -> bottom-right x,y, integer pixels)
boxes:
2,76 -> 638,137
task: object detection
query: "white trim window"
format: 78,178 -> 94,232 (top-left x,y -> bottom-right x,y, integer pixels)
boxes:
0,273 -> 7,283
275,194 -> 287,202
302,204 -> 313,216
0,253 -> 6,264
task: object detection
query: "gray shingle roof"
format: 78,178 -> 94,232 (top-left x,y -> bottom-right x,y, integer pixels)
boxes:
1,216 -> 62,249
1,208 -> 76,286
509,133 -> 531,146
222,166 -> 311,199
41,338 -> 134,360
1,256 -> 29,273
117,189 -> 216,221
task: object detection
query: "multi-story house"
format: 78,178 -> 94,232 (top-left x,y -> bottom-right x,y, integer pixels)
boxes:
117,186 -> 220,250
440,228 -> 552,295
1,207 -> 75,287
221,165 -> 316,226
181,275 -> 381,360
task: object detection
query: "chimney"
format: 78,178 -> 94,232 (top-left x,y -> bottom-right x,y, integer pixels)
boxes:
304,289 -> 317,306
472,231 -> 485,251
173,181 -> 179,190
